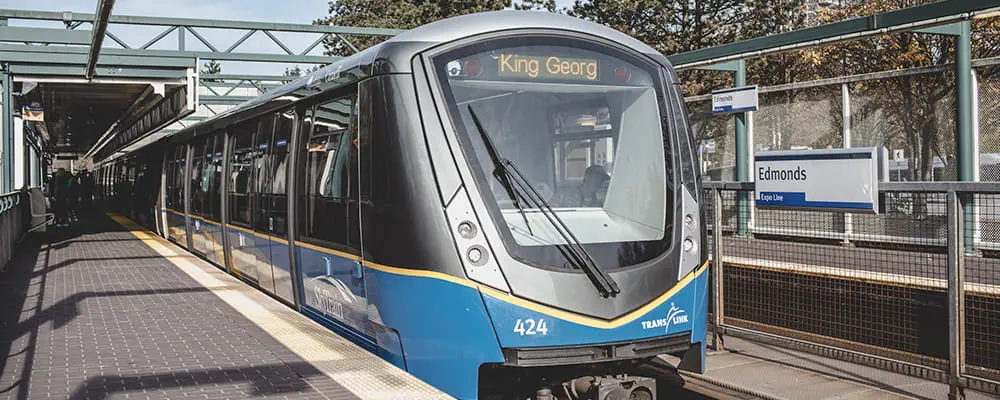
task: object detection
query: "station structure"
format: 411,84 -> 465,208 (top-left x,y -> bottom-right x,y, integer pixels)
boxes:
0,1 -> 999,399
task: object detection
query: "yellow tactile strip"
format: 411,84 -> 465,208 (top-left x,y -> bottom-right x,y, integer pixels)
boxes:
108,213 -> 455,400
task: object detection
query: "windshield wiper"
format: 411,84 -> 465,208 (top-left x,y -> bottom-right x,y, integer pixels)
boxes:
467,106 -> 620,298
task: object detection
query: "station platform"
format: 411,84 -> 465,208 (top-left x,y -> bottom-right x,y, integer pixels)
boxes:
0,212 -> 451,400
2,212 -> 995,400
675,334 -> 996,400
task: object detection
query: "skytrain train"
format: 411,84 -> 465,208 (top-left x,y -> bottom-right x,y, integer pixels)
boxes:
96,11 -> 708,400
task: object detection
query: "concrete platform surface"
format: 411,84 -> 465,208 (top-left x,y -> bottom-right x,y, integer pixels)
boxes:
0,213 -> 451,400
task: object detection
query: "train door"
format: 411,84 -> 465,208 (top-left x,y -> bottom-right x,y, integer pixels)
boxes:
188,134 -> 226,267
295,92 -> 371,341
225,119 -> 266,286
258,110 -> 296,304
206,134 -> 226,267
165,145 -> 188,247
250,116 -> 279,295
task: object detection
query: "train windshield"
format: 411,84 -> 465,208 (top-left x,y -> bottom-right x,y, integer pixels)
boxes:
434,37 -> 674,270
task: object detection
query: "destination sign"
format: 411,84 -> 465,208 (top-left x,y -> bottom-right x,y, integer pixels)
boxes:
498,54 -> 598,81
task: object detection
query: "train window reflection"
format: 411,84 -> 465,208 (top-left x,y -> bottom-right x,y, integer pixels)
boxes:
300,95 -> 355,246
228,121 -> 258,227
435,39 -> 673,269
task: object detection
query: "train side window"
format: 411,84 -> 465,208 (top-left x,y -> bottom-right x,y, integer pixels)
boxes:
228,121 -> 257,227
208,133 -> 224,222
167,145 -> 186,210
300,94 -> 354,245
270,111 -> 294,195
189,137 -> 207,216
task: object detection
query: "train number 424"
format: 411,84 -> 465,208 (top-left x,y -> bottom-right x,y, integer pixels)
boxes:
513,319 -> 548,336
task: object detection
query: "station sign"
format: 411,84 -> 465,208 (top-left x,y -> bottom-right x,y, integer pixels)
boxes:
712,85 -> 758,114
22,105 -> 44,121
754,147 -> 887,213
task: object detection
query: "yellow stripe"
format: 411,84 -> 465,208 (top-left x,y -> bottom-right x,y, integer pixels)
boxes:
479,261 -> 710,329
366,261 -> 480,289
294,240 -> 360,260
293,240 -> 476,289
132,212 -> 709,330
295,239 -> 710,327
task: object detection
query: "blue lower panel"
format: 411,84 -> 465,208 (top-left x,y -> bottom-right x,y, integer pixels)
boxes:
296,246 -> 371,340
482,269 -> 708,349
365,268 -> 503,400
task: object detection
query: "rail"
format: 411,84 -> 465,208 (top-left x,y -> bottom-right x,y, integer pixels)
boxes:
703,180 -> 1000,399
0,190 -> 28,273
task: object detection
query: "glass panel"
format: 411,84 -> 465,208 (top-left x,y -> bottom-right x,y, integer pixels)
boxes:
301,96 -> 354,245
228,122 -> 257,227
208,134 -> 224,221
434,38 -> 673,270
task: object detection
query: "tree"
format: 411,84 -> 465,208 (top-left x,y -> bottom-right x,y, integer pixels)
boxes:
200,60 -> 222,82
514,0 -> 557,11
315,0 -> 510,57
284,65 -> 303,77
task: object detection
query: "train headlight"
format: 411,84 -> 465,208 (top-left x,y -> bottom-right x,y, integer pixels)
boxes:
467,245 -> 488,265
683,237 -> 696,253
457,221 -> 478,239
684,213 -> 695,228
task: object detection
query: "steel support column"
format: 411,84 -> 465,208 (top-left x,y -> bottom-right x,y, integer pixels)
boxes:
734,60 -> 750,235
955,21 -> 976,253
946,190 -> 966,400
1,69 -> 12,192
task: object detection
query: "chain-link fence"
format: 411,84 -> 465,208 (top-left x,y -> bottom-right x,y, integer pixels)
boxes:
690,58 -> 1000,252
705,182 -> 1000,397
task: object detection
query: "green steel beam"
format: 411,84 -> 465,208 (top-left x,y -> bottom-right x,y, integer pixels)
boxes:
956,21 -> 975,252
0,9 -> 405,36
914,22 -> 964,36
733,60 -> 750,236
668,0 -> 1000,68
200,95 -> 254,104
0,26 -> 90,44
86,0 -> 116,79
200,81 -> 279,90
7,64 -> 188,79
2,69 -> 11,192
0,43 -> 196,68
956,21 -> 974,182
699,60 -> 743,72
0,41 -> 327,66
201,74 -> 296,82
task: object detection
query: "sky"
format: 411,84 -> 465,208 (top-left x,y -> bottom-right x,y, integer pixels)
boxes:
0,0 -> 577,75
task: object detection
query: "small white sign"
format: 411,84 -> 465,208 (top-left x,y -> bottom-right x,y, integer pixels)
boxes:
712,85 -> 758,114
754,148 -> 884,213
893,149 -> 904,161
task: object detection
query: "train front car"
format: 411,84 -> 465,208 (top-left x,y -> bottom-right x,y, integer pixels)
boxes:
380,11 -> 707,400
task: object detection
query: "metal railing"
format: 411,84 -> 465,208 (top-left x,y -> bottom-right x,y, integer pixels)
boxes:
0,190 -> 29,273
704,181 -> 1000,399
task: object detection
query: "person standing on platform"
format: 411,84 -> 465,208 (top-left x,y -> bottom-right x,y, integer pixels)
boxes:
50,168 -> 71,227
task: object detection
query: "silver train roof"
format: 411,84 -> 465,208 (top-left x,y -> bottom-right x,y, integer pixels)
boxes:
176,11 -> 669,139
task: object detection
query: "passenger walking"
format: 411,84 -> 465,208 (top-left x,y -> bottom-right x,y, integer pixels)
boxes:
67,170 -> 80,222
50,168 -> 71,227
77,169 -> 94,213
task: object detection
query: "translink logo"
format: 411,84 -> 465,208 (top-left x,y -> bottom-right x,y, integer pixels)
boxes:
640,303 -> 689,333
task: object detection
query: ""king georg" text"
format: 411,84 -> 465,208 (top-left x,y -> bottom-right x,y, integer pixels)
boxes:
498,54 -> 598,81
